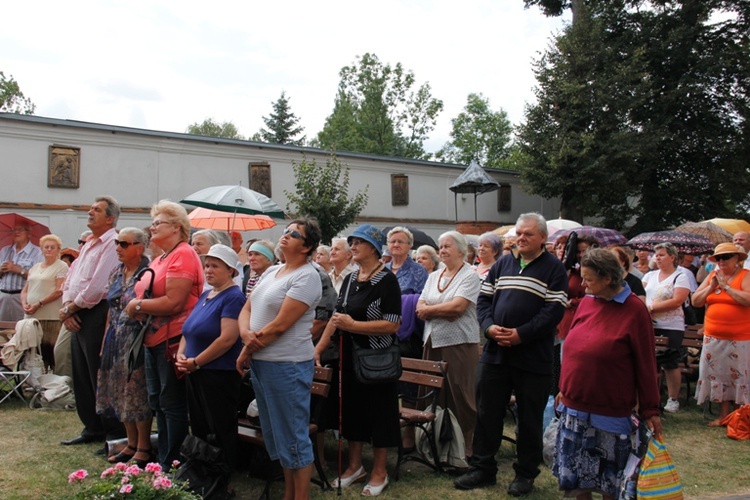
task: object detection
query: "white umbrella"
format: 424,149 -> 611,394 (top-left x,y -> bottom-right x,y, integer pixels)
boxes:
181,184 -> 286,219
547,218 -> 582,234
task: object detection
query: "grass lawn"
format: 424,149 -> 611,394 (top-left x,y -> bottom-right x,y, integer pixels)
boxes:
0,395 -> 748,499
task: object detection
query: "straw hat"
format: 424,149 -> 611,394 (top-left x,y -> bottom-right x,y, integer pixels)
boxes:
708,242 -> 748,262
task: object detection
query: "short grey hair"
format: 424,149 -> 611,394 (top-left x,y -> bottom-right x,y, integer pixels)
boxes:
477,231 -> 503,257
193,229 -> 222,246
439,230 -> 468,257
387,226 -> 414,247
95,195 -> 120,225
416,245 -> 440,267
331,237 -> 351,254
316,245 -> 331,257
118,227 -> 149,249
580,248 -> 623,289
516,212 -> 548,238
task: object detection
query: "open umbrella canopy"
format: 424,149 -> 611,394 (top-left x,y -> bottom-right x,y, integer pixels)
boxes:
0,213 -> 50,247
181,184 -> 286,219
188,207 -> 275,232
547,218 -> 582,234
626,230 -> 714,255
493,225 -> 516,237
382,226 -> 437,250
549,226 -> 628,247
675,221 -> 733,245
701,218 -> 750,235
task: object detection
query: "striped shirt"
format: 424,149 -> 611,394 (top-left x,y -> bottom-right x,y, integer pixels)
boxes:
0,242 -> 43,291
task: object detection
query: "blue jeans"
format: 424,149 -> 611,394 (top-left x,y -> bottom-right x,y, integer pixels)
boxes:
251,359 -> 314,469
145,342 -> 188,469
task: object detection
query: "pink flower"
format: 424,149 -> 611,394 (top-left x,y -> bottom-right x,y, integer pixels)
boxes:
153,475 -> 173,490
100,467 -> 116,479
119,484 -> 133,494
114,462 -> 128,471
172,459 -> 181,469
67,469 -> 88,483
145,462 -> 162,474
121,476 -> 130,484
125,464 -> 141,476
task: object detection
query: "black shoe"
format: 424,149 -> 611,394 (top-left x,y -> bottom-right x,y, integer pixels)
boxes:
61,435 -> 104,446
454,468 -> 496,490
508,475 -> 534,496
94,444 -> 108,456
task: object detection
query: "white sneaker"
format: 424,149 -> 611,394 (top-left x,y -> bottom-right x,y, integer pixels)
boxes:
664,398 -> 680,413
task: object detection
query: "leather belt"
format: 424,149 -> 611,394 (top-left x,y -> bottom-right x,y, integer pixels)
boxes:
0,290 -> 22,294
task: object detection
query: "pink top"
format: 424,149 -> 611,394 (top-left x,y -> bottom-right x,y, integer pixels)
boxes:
62,228 -> 119,309
135,242 -> 204,347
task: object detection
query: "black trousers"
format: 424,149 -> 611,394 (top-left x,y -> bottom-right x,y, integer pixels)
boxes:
469,362 -> 550,480
70,301 -> 125,440
186,369 -> 241,469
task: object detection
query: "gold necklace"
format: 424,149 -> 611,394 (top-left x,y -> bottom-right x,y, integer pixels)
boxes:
437,266 -> 460,293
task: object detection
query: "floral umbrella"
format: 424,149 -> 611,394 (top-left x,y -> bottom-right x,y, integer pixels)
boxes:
549,226 -> 628,247
675,221 -> 733,245
626,230 -> 714,255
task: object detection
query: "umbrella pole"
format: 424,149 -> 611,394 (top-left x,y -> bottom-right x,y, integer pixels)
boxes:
454,192 -> 458,222
474,192 -> 478,223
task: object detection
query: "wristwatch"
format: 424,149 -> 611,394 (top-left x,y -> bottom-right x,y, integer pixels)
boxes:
62,305 -> 69,315
722,284 -> 731,291
135,300 -> 143,311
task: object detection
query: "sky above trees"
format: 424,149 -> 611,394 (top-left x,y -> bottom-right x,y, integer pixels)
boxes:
1,1 -> 567,153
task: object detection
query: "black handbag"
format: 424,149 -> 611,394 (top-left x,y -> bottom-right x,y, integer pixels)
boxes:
351,337 -> 402,384
340,272 -> 402,385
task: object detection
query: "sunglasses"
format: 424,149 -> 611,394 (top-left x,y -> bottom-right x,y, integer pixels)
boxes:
151,220 -> 171,228
114,240 -> 142,249
714,254 -> 737,261
283,228 -> 304,240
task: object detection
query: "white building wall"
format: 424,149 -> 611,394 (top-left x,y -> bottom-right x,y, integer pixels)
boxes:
0,114 -> 560,247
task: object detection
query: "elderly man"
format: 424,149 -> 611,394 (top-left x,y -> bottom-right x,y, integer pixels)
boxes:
733,231 -> 750,270
60,196 -> 124,446
0,222 -> 43,322
454,213 -> 568,496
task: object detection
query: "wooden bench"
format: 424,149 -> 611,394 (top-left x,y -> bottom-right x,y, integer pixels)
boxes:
655,324 -> 703,405
394,358 -> 447,480
237,365 -> 333,498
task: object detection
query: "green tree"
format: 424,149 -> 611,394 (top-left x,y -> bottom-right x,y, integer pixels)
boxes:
1,71 -> 35,114
186,118 -> 243,139
435,93 -> 513,169
316,53 -> 443,160
516,1 -> 750,230
258,91 -> 305,145
284,153 -> 369,244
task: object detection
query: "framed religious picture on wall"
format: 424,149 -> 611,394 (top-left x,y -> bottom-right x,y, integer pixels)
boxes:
48,145 -> 80,188
249,163 -> 272,197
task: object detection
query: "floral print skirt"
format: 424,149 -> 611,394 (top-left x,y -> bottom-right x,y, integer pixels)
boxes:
696,336 -> 750,405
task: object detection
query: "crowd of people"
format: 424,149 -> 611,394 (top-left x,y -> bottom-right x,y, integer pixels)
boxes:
1,202 -> 749,499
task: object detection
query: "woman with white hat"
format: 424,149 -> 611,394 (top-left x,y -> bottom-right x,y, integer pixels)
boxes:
176,243 -> 246,472
692,242 -> 750,426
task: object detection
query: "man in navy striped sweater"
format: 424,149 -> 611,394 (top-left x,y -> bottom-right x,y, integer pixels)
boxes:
455,213 -> 568,497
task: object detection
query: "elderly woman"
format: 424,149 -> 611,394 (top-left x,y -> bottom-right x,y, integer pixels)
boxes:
237,219 -> 322,500
20,234 -> 68,371
315,245 -> 332,273
642,242 -> 691,414
244,239 -> 276,295
416,231 -> 481,456
474,232 -> 503,279
193,229 -> 243,290
314,224 -> 401,497
692,242 -> 750,426
385,226 -> 427,295
329,237 -> 356,294
611,246 -> 646,302
554,248 -> 661,500
415,245 -> 440,274
125,200 -> 204,470
96,228 -> 152,466
176,244 -> 245,471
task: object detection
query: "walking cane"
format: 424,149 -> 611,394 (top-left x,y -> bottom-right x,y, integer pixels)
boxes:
337,329 -> 343,496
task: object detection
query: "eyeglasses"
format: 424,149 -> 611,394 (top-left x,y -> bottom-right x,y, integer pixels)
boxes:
714,254 -> 737,261
283,228 -> 304,240
78,239 -> 87,245
151,220 -> 171,228
114,240 -> 142,249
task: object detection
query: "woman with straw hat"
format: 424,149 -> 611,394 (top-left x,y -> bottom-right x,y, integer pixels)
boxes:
691,242 -> 750,426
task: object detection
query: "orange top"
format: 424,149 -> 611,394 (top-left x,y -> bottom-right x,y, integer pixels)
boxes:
704,269 -> 750,341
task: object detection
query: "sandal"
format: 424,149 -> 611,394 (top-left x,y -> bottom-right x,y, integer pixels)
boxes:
133,448 -> 155,468
108,445 -> 136,463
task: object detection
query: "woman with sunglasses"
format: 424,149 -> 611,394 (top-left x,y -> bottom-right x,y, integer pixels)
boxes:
314,224 -> 401,497
237,219 -> 322,500
125,200 -> 204,469
692,243 -> 750,426
96,228 -> 152,466
642,242 -> 691,413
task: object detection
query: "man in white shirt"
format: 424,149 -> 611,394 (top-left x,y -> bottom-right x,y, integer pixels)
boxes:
733,232 -> 750,269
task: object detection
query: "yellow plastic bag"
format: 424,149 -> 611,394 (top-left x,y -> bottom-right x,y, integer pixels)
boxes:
636,437 -> 683,499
